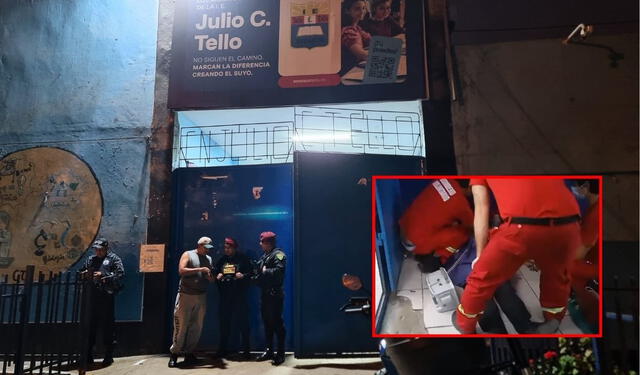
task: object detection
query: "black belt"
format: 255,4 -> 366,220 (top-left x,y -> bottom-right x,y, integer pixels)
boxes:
505,215 -> 581,226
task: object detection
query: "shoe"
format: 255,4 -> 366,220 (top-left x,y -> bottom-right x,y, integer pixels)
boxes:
184,353 -> 198,365
272,352 -> 285,366
102,355 -> 114,366
167,354 -> 178,368
256,350 -> 273,361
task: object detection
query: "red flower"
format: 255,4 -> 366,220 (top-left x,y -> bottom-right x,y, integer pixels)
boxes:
543,350 -> 558,360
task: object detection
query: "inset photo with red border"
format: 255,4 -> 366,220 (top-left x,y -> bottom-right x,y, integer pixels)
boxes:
372,176 -> 602,337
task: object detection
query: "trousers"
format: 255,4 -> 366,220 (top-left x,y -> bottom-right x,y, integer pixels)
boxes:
170,292 -> 207,354
457,222 -> 580,333
261,292 -> 285,353
87,290 -> 115,357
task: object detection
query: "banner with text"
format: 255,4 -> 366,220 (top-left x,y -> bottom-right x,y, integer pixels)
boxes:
169,0 -> 426,109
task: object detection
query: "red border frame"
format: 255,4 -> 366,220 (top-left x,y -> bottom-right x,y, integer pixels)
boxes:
371,175 -> 604,338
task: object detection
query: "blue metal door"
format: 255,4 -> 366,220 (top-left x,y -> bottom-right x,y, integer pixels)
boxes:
375,179 -> 433,292
293,152 -> 423,357
169,164 -> 294,351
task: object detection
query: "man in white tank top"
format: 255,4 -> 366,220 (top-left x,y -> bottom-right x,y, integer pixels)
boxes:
168,236 -> 214,367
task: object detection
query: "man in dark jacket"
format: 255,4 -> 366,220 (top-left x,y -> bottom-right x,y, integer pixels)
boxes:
81,237 -> 124,366
255,231 -> 286,366
215,237 -> 252,359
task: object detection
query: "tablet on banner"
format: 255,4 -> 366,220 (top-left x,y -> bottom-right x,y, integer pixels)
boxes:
169,0 -> 426,109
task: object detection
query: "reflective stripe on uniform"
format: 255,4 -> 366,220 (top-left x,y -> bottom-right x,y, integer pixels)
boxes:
541,306 -> 566,314
445,246 -> 458,254
458,304 -> 483,318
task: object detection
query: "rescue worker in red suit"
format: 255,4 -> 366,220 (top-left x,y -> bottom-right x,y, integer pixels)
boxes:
570,180 -> 600,328
399,179 -> 473,272
454,178 -> 582,334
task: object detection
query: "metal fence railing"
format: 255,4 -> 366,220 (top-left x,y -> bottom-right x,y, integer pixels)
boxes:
0,266 -> 94,375
597,276 -> 639,374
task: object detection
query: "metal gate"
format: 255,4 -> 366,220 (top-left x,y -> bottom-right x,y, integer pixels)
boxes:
169,164 -> 294,351
293,152 -> 423,357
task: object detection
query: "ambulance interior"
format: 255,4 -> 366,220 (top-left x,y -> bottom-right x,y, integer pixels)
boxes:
374,178 -> 597,335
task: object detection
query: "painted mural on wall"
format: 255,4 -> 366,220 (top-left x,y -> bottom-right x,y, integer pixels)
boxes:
0,147 -> 102,282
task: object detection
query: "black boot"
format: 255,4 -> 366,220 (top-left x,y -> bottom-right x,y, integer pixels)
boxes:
102,353 -> 114,366
272,352 -> 285,366
256,350 -> 273,361
167,354 -> 178,368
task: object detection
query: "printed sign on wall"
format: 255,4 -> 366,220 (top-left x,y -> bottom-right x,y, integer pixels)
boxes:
169,0 -> 426,109
139,244 -> 165,273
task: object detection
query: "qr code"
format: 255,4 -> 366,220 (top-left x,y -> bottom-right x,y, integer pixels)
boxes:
368,56 -> 396,79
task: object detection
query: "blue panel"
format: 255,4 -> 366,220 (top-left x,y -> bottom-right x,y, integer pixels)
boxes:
170,164 -> 294,350
375,179 -> 432,292
375,180 -> 402,292
294,152 -> 422,357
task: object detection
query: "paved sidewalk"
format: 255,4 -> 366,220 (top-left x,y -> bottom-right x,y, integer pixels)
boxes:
77,354 -> 382,374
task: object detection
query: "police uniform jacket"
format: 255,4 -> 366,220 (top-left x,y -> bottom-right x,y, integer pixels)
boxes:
256,248 -> 286,295
82,252 -> 125,295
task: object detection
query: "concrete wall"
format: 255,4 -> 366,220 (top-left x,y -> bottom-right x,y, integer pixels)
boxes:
0,0 -> 158,320
451,33 -> 638,241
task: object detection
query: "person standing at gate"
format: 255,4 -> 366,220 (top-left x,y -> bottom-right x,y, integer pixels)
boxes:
168,236 -> 214,368
254,231 -> 287,366
454,178 -> 581,334
81,237 -> 124,366
215,237 -> 252,360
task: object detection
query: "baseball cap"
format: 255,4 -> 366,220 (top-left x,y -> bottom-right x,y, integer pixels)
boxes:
224,237 -> 237,248
91,238 -> 109,250
197,236 -> 214,249
259,231 -> 276,242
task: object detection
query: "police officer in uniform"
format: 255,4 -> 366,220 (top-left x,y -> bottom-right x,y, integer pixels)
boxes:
81,238 -> 124,366
255,231 -> 286,366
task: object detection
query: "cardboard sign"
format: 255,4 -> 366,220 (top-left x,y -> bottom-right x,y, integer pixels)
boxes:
139,244 -> 165,273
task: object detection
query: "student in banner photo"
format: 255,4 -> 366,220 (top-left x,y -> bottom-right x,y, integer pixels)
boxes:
215,237 -> 252,360
361,0 -> 404,37
453,179 -> 581,334
341,0 -> 371,73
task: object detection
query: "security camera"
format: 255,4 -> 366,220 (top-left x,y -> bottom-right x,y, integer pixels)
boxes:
563,24 -> 594,44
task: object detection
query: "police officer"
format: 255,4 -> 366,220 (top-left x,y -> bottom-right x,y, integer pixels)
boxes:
454,178 -> 581,334
81,238 -> 124,366
255,231 -> 286,366
215,237 -> 251,359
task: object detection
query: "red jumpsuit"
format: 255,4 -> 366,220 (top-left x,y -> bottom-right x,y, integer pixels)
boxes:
398,179 -> 473,263
570,198 -> 599,326
456,179 -> 581,334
